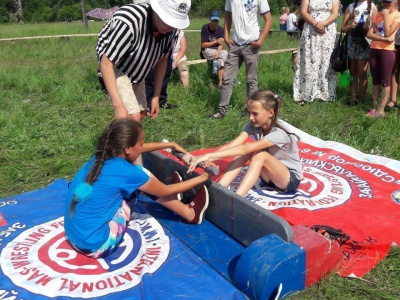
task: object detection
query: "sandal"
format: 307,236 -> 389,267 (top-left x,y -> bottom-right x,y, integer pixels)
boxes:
386,100 -> 397,109
347,99 -> 359,106
376,111 -> 385,118
366,109 -> 385,118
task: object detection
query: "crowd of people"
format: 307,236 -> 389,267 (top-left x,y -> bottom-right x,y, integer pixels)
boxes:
284,0 -> 400,119
97,0 -> 400,122
65,0 -> 400,259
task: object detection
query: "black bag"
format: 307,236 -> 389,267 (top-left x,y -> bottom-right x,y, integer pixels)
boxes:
330,30 -> 348,73
200,49 -> 205,59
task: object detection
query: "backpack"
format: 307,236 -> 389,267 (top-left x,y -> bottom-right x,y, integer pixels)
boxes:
330,30 -> 348,73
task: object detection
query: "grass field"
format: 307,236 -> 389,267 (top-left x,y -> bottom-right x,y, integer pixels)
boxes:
1,16 -> 400,299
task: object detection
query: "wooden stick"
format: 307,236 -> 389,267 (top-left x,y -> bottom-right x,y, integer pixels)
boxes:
0,33 -> 98,42
188,48 -> 298,65
0,29 -> 305,42
171,150 -> 220,176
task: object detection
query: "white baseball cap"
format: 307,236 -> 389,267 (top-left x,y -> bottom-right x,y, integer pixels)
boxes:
150,0 -> 191,29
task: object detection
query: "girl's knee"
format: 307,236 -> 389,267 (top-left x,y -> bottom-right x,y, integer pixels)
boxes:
251,151 -> 270,163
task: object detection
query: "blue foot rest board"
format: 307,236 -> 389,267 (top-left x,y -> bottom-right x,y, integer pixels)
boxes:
137,194 -> 307,300
142,151 -> 295,246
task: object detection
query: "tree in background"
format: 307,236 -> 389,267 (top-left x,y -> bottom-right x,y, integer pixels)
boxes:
12,0 -> 23,23
81,0 -> 88,28
0,0 -> 352,23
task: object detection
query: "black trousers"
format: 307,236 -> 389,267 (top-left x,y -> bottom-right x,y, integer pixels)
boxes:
145,58 -> 173,109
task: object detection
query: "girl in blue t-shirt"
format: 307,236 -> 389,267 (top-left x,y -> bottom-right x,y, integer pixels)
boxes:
65,118 -> 212,258
187,89 -> 303,197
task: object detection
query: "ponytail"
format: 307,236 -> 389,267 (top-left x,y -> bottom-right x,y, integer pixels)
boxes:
350,0 -> 360,23
271,94 -> 282,126
69,119 -> 143,217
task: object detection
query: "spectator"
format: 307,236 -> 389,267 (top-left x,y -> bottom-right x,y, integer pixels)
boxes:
201,10 -> 228,87
390,29 -> 400,110
145,57 -> 176,110
279,7 -> 290,31
297,18 -> 306,31
293,0 -> 339,106
145,29 -> 188,111
287,6 -> 299,39
95,0 -> 191,122
172,30 -> 189,88
209,0 -> 273,119
341,0 -> 377,106
335,2 -> 344,25
366,0 -> 400,118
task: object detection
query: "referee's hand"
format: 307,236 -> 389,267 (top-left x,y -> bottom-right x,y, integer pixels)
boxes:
114,106 -> 129,119
148,97 -> 160,119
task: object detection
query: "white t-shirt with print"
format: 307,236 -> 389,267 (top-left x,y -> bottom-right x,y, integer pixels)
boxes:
225,0 -> 270,45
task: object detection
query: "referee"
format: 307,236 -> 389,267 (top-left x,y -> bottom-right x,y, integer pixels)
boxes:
96,0 -> 191,121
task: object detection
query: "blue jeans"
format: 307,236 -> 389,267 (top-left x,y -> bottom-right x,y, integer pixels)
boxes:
260,169 -> 301,193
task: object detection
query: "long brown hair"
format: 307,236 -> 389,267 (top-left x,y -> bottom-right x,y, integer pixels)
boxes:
69,119 -> 143,216
350,0 -> 360,22
246,89 -> 300,140
350,0 -> 372,24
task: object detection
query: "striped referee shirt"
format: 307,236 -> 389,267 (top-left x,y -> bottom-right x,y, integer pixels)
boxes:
96,3 -> 178,84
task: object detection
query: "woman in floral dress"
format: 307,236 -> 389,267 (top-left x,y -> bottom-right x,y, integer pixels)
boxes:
293,0 -> 340,105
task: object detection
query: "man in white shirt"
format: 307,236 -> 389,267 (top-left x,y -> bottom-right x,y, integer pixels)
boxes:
286,6 -> 299,39
209,0 -> 272,119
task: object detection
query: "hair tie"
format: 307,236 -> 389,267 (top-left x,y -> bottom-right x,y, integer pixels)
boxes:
74,182 -> 93,203
274,94 -> 279,99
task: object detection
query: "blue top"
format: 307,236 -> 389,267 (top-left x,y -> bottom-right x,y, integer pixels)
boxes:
64,156 -> 150,251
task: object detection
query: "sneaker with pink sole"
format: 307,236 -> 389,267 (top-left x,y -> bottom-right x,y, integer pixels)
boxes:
366,109 -> 377,117
188,185 -> 209,224
366,109 -> 385,118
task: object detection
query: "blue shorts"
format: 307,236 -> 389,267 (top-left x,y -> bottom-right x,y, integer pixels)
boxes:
260,169 -> 301,193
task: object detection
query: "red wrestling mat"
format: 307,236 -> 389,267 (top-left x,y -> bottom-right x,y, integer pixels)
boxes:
163,121 -> 400,278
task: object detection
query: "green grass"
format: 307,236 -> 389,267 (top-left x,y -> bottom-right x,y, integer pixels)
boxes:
0,18 -> 399,300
